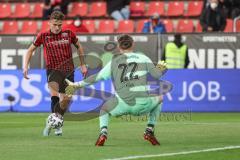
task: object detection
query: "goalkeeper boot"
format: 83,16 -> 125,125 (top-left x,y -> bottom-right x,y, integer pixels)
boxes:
43,118 -> 51,136
55,127 -> 63,136
95,132 -> 107,146
143,128 -> 160,145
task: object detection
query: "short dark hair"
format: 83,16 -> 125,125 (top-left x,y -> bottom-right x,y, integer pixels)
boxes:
50,10 -> 65,20
117,34 -> 134,50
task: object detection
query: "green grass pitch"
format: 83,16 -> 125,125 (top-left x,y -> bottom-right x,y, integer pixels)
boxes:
0,113 -> 240,160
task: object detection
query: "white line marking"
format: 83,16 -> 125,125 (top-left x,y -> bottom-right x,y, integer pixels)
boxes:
104,145 -> 240,160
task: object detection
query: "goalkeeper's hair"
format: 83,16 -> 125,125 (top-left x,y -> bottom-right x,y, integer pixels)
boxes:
117,34 -> 134,50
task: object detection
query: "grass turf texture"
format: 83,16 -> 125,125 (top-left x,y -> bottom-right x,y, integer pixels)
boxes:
0,113 -> 239,160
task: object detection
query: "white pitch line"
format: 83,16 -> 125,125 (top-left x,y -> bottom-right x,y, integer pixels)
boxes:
104,145 -> 240,160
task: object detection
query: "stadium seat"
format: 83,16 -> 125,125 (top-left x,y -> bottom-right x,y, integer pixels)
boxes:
0,3 -> 11,18
82,20 -> 96,33
88,2 -> 106,17
40,21 -> 49,32
20,21 -> 38,34
11,3 -> 31,18
146,2 -> 165,16
236,20 -> 240,32
63,20 -> 73,28
162,19 -> 174,33
117,20 -> 134,33
68,2 -> 88,17
224,19 -> 233,32
166,2 -> 184,17
30,3 -> 44,18
98,20 -> 115,33
176,19 -> 194,33
196,21 -> 202,32
130,1 -> 145,17
184,1 -> 203,17
1,21 -> 18,34
136,19 -> 148,33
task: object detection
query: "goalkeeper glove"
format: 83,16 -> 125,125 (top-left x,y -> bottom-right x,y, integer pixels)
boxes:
156,60 -> 167,73
65,79 -> 82,96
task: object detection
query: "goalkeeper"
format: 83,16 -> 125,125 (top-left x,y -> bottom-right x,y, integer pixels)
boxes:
65,34 -> 168,146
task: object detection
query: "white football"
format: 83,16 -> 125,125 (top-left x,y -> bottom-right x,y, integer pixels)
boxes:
47,113 -> 64,129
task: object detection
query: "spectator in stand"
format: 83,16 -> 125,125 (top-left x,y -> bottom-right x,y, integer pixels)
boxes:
229,0 -> 240,18
106,0 -> 130,20
200,0 -> 226,32
142,13 -> 166,33
43,0 -> 69,20
63,17 -> 89,34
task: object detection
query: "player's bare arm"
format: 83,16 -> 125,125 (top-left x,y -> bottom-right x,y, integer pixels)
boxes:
23,44 -> 37,79
75,41 -> 88,78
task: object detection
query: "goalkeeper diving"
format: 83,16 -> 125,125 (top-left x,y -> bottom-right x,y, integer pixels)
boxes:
65,34 -> 168,146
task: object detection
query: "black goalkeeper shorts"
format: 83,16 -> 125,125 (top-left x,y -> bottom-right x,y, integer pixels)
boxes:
46,69 -> 74,93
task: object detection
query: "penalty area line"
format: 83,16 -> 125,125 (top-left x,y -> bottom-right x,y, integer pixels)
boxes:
104,145 -> 240,160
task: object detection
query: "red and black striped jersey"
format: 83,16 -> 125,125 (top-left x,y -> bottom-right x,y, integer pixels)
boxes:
33,29 -> 78,72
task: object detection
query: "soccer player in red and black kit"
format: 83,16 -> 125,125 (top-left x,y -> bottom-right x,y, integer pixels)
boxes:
23,11 -> 87,136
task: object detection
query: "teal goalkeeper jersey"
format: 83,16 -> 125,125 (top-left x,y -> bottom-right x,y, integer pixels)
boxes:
87,52 -> 163,104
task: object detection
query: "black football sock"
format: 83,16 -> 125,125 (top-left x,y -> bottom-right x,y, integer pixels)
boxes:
51,96 -> 59,113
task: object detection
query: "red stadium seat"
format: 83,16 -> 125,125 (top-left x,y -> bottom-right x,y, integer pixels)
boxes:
130,1 -> 145,17
20,21 -> 38,34
40,21 -> 49,32
136,19 -> 148,33
88,2 -> 106,17
30,3 -> 44,18
224,19 -> 233,32
11,3 -> 31,18
98,20 -> 115,33
184,1 -> 203,17
82,20 -> 96,33
196,21 -> 203,32
62,20 -> 73,28
146,2 -> 165,16
1,21 -> 18,34
166,2 -> 184,17
0,3 -> 11,18
68,2 -> 88,17
236,20 -> 240,32
176,19 -> 194,33
162,19 -> 174,33
117,20 -> 134,33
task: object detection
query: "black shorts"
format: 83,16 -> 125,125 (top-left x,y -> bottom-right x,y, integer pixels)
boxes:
46,69 -> 74,93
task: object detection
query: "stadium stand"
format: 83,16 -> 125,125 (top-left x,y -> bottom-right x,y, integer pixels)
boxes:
224,19 -> 233,32
166,2 -> 184,17
30,3 -> 44,18
176,19 -> 194,33
146,2 -> 165,17
11,3 -> 31,18
88,2 -> 106,17
184,1 -> 203,17
136,19 -> 148,33
0,0 -> 238,34
68,2 -> 88,17
97,20 -> 115,33
20,20 -> 38,34
130,1 -> 145,17
0,3 -> 11,18
1,21 -> 18,34
117,20 -> 134,33
82,20 -> 96,33
162,19 -> 174,33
